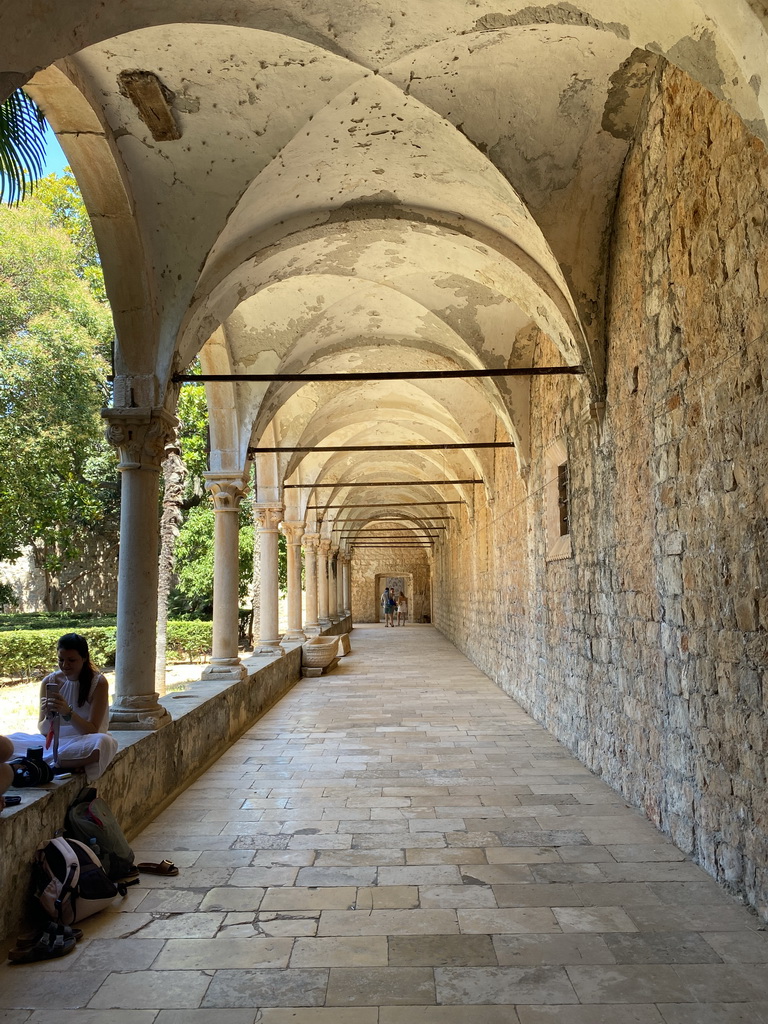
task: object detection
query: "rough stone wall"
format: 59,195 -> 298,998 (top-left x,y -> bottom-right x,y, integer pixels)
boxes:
433,63 -> 768,918
0,537 -> 119,613
351,548 -> 431,622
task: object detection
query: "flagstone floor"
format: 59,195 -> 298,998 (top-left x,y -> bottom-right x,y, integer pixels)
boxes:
2,623 -> 767,1023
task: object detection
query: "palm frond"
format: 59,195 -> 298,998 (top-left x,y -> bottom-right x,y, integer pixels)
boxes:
0,89 -> 47,205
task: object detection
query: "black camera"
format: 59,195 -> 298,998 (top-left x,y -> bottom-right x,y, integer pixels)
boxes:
10,746 -> 54,787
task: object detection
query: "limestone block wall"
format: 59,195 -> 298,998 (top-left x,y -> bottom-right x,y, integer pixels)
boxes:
0,536 -> 118,613
350,548 -> 431,622
433,64 -> 768,918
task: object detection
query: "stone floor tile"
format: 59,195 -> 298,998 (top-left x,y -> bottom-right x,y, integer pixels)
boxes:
492,933 -> 616,966
485,848 -> 560,865
597,861 -> 708,883
656,1004 -> 768,1023
250,850 -> 316,867
153,937 -> 294,969
389,934 -> 498,966
606,845 -> 687,862
318,910 -> 459,936
645,882 -> 737,906
460,865 -> 533,885
406,848 -> 487,865
435,965 -> 578,1004
381,1009 -> 520,1024
564,964 -> 692,1003
261,887 -> 357,911
137,913 -> 227,939
314,849 -> 404,866
379,866 -> 463,886
295,866 -> 377,887
88,970 -> 211,1009
702,930 -> 768,962
254,1011 -> 378,1024
290,936 -> 388,966
419,884 -> 498,909
516,1007 -> 663,1023
626,905 -> 760,932
553,906 -> 638,932
0,972 -> 108,1011
356,886 -> 420,910
492,884 -> 583,908
200,888 -> 265,912
27,1014 -> 157,1024
229,867 -> 299,887
66,938 -> 165,971
530,863 -> 605,883
457,908 -> 560,934
325,966 -> 435,1005
603,930 -> 723,964
202,969 -> 328,1007
254,913 -> 319,937
136,890 -> 206,915
154,1013 -> 259,1024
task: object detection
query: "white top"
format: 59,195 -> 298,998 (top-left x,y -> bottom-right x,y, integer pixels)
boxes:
43,671 -> 109,735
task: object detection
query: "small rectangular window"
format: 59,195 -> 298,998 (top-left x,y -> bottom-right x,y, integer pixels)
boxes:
557,462 -> 569,537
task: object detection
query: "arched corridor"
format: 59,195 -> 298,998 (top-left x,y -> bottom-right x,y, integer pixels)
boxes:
1,0 -> 767,959
2,625 -> 765,1017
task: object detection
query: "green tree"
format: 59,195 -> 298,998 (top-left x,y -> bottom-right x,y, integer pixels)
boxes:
0,90 -> 46,205
0,188 -> 117,609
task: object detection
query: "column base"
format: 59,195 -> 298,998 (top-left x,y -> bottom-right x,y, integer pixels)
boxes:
109,694 -> 171,731
281,629 -> 306,644
318,617 -> 332,629
303,623 -> 321,636
202,660 -> 247,681
255,641 -> 286,656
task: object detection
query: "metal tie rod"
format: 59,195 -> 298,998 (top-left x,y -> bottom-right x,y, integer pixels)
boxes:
308,502 -> 464,508
250,442 -> 512,453
174,366 -> 584,383
286,479 -> 480,489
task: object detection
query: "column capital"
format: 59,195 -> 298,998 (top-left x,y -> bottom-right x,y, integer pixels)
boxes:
102,407 -> 178,471
204,472 -> 249,511
302,531 -> 320,548
254,504 -> 283,531
280,520 -> 305,544
318,538 -> 331,555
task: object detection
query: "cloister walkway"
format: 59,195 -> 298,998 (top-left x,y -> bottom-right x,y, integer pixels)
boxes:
2,624 -> 767,1022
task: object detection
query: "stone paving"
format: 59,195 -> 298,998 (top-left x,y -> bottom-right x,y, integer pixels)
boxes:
1,624 -> 767,1023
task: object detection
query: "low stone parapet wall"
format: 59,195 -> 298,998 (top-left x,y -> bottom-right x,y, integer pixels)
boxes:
0,631 -> 336,947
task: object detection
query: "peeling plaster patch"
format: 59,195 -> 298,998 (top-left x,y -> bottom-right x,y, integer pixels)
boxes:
750,74 -> 762,97
602,49 -> 659,141
666,31 -> 725,100
473,4 -> 629,40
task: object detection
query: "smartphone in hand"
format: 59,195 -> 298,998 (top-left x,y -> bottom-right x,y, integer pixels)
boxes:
46,681 -> 59,713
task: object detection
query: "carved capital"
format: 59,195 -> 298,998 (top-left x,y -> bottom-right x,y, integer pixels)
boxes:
254,504 -> 283,533
302,532 -> 320,550
102,407 -> 178,471
281,520 -> 305,545
204,472 -> 249,512
318,538 -> 331,555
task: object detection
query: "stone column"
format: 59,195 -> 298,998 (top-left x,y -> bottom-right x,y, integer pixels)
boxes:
328,547 -> 339,622
203,473 -> 248,679
342,554 -> 351,617
103,407 -> 175,729
303,532 -> 320,635
281,521 -> 306,643
254,504 -> 284,654
336,551 -> 345,622
317,539 -> 331,628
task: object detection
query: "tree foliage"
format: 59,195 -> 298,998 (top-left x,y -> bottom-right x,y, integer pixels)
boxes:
0,90 -> 46,206
0,183 -> 117,604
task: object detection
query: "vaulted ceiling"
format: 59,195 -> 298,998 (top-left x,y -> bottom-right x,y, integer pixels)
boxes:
7,0 -> 768,547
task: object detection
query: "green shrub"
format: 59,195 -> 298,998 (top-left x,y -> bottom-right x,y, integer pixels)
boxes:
0,612 -> 117,632
0,626 -> 117,682
0,620 -> 212,682
165,620 -> 213,662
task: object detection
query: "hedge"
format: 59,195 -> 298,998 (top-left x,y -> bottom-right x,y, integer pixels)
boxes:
0,621 -> 213,683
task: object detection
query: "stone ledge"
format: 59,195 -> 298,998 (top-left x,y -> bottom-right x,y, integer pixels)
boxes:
0,642 -> 308,947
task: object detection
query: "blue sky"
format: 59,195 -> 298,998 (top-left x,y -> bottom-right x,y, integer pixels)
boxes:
42,122 -> 70,176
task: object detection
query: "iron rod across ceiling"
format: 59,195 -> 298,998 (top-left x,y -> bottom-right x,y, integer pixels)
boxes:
308,502 -> 464,508
250,441 -> 512,453
175,366 -> 583,383
286,479 -> 480,489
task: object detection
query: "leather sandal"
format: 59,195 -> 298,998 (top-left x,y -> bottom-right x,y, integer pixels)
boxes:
137,859 -> 179,876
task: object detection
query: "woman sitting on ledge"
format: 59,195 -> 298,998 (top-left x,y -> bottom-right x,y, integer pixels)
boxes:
8,633 -> 118,782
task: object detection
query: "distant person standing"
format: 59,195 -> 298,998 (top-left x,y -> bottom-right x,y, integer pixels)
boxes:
396,591 -> 408,626
381,586 -> 396,627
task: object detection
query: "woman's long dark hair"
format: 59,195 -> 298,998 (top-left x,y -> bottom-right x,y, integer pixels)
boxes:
57,633 -> 96,707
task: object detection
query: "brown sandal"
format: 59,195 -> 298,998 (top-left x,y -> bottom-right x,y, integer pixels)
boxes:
137,859 -> 179,876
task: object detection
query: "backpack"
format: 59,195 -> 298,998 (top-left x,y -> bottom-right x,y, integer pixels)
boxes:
35,836 -> 126,925
65,786 -> 136,882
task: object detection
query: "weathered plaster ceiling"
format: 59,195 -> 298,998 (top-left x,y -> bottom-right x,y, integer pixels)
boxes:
11,0 -> 768,540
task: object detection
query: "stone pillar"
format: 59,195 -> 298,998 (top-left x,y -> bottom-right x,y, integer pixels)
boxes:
281,521 -> 306,643
342,554 -> 351,617
303,532 -> 320,634
203,473 -> 248,679
336,551 -> 345,621
328,547 -> 339,622
103,408 -> 175,729
317,539 -> 331,628
254,504 -> 284,654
